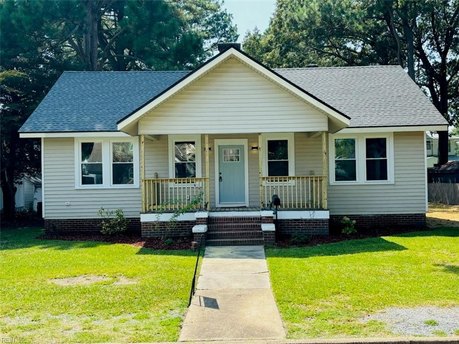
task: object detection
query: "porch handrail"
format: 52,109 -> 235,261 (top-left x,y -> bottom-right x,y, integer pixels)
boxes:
260,175 -> 327,209
142,177 -> 209,212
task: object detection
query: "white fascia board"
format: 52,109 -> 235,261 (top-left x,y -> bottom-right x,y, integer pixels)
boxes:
141,212 -> 195,222
339,125 -> 448,134
117,48 -> 350,132
277,210 -> 330,220
20,132 -> 131,139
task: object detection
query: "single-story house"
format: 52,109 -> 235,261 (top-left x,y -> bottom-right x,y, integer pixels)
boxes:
0,175 -> 42,213
426,133 -> 459,168
19,44 -> 448,245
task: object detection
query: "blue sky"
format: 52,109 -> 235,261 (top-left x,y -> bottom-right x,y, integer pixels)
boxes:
223,0 -> 276,41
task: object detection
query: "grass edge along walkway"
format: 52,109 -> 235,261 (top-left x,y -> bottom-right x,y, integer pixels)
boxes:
266,228 -> 459,339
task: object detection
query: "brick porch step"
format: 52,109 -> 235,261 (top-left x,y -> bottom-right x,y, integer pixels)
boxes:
207,223 -> 261,231
206,230 -> 263,240
206,216 -> 265,246
206,238 -> 265,246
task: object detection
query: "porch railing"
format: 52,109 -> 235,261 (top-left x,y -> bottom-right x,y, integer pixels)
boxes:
260,176 -> 327,209
142,177 -> 209,212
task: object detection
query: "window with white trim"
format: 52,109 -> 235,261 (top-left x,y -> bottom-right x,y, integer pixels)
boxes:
112,142 -> 134,184
330,134 -> 393,184
334,138 -> 356,181
169,135 -> 202,178
81,142 -> 103,185
365,138 -> 387,181
76,138 -> 139,188
262,133 -> 295,177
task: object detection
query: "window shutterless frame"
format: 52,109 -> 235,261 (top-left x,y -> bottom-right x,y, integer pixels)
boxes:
329,133 -> 394,185
74,137 -> 140,189
168,134 -> 202,179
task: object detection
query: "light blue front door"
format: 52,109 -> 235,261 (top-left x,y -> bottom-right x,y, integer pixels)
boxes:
218,145 -> 246,205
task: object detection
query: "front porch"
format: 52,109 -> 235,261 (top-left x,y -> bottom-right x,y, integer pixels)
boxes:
140,132 -> 329,213
139,132 -> 330,244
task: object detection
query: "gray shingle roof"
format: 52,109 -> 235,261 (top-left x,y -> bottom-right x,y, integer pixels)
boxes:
20,65 -> 447,133
19,71 -> 189,132
275,65 -> 446,127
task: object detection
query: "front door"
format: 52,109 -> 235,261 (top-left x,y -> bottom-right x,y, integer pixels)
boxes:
217,143 -> 247,206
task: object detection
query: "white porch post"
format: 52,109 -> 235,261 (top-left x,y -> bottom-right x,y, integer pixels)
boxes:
322,131 -> 328,209
258,133 -> 263,208
140,134 -> 145,212
205,134 -> 210,210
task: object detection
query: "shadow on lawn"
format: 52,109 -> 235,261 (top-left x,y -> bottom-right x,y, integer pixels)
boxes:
390,228 -> 459,238
434,263 -> 459,275
267,237 -> 407,258
0,227 -> 195,256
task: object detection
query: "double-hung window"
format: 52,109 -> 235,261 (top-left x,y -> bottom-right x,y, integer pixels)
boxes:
365,138 -> 387,181
169,135 -> 202,179
331,134 -> 393,184
112,142 -> 134,184
262,133 -> 295,177
334,138 -> 357,181
81,142 -> 103,185
76,138 -> 139,188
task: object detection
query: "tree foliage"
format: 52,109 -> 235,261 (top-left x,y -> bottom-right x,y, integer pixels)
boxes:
0,0 -> 237,218
244,0 -> 458,164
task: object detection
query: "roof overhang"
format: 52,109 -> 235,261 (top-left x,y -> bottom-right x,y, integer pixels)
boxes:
19,131 -> 129,139
117,47 -> 351,134
338,125 -> 448,134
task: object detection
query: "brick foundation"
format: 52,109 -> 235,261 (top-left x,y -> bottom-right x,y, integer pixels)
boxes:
141,220 -> 194,238
44,218 -> 140,234
193,233 -> 206,243
330,213 -> 426,234
263,231 -> 275,245
276,219 -> 329,237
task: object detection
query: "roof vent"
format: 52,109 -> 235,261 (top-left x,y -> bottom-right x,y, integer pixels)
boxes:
217,42 -> 241,53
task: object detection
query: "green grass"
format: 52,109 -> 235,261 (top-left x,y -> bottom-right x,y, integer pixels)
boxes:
266,228 -> 459,338
0,228 -> 197,343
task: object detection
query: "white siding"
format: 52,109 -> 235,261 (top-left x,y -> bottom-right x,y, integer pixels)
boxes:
295,133 -> 323,176
145,136 -> 169,178
328,132 -> 426,214
138,57 -> 328,134
43,138 -> 141,219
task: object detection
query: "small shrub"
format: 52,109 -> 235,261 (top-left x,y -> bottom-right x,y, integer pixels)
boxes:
290,233 -> 311,245
98,208 -> 128,235
164,238 -> 174,246
341,216 -> 357,235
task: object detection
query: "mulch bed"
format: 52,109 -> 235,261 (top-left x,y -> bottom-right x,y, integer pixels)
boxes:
39,233 -> 194,250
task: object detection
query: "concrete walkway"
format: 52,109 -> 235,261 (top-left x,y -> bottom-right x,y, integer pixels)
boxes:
179,246 -> 286,341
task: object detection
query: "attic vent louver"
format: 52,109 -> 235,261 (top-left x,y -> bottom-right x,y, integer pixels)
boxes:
217,42 -> 241,53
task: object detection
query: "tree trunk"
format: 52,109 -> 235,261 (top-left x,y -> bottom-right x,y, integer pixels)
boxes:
84,0 -> 99,70
437,131 -> 449,166
402,16 -> 415,80
1,172 -> 16,220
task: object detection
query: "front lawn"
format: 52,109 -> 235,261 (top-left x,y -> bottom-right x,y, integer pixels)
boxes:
0,228 -> 196,343
266,228 -> 459,338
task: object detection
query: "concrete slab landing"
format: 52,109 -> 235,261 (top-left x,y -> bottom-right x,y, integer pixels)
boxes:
179,246 -> 285,341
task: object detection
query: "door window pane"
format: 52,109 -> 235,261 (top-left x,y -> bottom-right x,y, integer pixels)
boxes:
334,139 -> 356,181
175,141 -> 196,178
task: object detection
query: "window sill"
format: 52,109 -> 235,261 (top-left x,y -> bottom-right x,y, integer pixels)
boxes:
330,180 -> 394,186
75,185 -> 140,190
